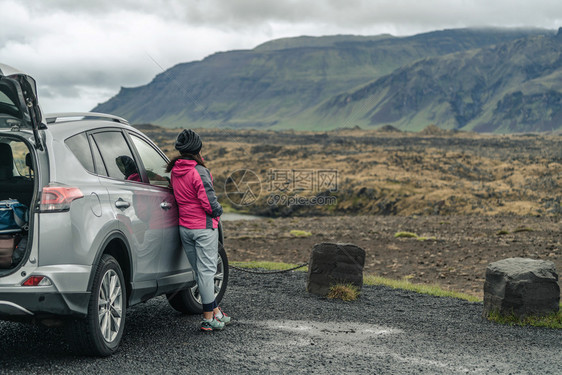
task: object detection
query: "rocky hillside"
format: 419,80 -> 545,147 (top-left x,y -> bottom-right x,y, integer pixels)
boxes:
310,31 -> 562,132
93,28 -> 560,133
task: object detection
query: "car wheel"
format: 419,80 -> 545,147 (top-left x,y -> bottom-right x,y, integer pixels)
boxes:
167,242 -> 228,314
67,254 -> 126,356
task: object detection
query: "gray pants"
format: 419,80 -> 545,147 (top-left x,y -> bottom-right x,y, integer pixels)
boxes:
179,227 -> 218,308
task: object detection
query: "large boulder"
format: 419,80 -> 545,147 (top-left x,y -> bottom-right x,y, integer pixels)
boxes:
483,258 -> 560,318
307,243 -> 365,296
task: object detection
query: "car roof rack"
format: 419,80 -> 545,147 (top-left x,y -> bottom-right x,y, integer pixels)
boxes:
45,112 -> 129,125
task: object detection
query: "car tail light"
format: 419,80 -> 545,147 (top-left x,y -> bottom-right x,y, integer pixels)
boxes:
40,184 -> 84,212
22,276 -> 52,286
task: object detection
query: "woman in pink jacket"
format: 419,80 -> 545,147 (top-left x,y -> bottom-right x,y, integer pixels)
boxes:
167,129 -> 231,332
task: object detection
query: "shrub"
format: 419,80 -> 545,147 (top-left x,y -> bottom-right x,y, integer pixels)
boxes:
290,230 -> 312,237
327,283 -> 360,301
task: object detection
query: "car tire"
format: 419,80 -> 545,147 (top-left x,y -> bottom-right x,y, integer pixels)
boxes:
167,242 -> 228,314
66,254 -> 126,356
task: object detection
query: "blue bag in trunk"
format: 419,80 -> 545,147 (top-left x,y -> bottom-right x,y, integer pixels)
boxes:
0,199 -> 28,231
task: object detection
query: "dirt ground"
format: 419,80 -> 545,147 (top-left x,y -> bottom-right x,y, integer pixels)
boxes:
222,215 -> 562,298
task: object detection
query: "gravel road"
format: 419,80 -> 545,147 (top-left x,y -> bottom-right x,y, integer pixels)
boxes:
1,269 -> 560,374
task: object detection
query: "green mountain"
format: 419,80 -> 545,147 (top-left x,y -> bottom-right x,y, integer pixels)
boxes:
297,31 -> 562,133
93,28 -> 560,132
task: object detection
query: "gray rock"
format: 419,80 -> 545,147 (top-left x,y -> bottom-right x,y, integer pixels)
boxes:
306,243 -> 365,296
483,257 -> 560,318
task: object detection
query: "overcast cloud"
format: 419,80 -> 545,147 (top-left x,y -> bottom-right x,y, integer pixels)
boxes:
1,0 -> 561,112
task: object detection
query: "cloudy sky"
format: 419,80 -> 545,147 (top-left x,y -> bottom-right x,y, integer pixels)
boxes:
2,0 -> 561,113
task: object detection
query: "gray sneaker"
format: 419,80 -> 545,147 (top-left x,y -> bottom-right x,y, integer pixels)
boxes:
215,307 -> 232,325
200,317 -> 225,332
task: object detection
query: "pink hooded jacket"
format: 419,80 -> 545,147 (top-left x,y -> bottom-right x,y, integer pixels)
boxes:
170,159 -> 223,229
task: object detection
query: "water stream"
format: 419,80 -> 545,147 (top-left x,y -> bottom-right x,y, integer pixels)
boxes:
220,212 -> 264,221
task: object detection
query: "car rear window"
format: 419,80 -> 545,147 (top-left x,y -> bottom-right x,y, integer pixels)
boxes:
0,91 -> 14,106
0,87 -> 21,119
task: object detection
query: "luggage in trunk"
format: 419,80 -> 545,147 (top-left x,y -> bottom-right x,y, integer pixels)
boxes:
0,233 -> 18,268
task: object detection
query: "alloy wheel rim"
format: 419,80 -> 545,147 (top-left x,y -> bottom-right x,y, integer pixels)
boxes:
98,269 -> 123,343
191,254 -> 224,305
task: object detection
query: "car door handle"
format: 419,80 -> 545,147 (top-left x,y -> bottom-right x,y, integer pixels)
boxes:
160,202 -> 172,210
115,199 -> 130,209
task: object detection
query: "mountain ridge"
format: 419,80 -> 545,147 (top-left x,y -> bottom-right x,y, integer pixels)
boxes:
93,27 -> 560,133
299,33 -> 562,133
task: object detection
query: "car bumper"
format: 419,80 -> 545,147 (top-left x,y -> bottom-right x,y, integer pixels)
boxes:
0,264 -> 92,321
0,291 -> 90,320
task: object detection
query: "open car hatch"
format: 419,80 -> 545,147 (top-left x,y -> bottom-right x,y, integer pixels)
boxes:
0,63 -> 44,150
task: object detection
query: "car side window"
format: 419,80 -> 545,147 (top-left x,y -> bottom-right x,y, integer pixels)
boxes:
129,134 -> 170,187
65,133 -> 95,174
89,135 -> 108,177
92,131 -> 141,181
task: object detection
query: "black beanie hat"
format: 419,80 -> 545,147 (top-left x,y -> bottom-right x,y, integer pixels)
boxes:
175,129 -> 202,155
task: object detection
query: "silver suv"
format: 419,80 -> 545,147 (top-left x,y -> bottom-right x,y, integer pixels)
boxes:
0,64 -> 228,356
